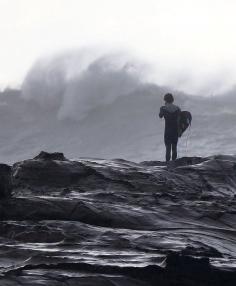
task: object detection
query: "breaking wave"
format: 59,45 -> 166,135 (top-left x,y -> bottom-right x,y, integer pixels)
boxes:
22,50 -> 146,120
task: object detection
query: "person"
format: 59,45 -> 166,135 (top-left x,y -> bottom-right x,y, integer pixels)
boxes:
159,93 -> 181,161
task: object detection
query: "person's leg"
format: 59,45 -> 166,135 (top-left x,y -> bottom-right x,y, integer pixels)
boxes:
165,143 -> 171,161
172,143 -> 177,160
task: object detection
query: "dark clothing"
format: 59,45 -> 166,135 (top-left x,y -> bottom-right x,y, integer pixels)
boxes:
165,142 -> 177,161
159,104 -> 181,161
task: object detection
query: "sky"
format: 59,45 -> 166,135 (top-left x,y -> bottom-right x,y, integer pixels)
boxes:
0,0 -> 236,94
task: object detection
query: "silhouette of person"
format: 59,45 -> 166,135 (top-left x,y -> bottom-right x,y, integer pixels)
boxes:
159,93 -> 181,161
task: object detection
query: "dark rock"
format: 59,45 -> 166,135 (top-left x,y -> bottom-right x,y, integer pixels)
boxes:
0,164 -> 12,199
0,153 -> 236,285
140,156 -> 207,167
172,156 -> 208,167
34,151 -> 68,161
12,152 -> 94,188
164,252 -> 210,272
181,245 -> 223,258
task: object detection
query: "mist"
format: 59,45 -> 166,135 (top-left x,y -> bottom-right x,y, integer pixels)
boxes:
22,51 -> 146,120
21,48 -> 236,104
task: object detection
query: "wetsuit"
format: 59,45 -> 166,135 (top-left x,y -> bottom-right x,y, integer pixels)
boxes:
159,103 -> 181,161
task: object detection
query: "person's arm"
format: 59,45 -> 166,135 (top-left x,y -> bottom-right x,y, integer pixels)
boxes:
159,106 -> 164,118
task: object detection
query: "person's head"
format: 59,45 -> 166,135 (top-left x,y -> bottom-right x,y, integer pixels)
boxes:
164,93 -> 174,103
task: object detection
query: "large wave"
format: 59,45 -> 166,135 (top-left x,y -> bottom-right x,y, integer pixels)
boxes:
22,51 -> 146,120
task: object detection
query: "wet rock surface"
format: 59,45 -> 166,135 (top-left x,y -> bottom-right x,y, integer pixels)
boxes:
0,152 -> 236,285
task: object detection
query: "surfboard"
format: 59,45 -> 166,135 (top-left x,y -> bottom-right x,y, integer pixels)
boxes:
178,111 -> 192,137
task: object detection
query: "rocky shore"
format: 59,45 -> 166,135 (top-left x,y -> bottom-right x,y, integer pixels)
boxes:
0,151 -> 236,285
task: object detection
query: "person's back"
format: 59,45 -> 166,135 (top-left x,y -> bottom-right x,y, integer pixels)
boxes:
159,93 -> 181,161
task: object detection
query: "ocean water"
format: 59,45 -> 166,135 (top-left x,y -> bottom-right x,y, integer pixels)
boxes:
0,85 -> 235,164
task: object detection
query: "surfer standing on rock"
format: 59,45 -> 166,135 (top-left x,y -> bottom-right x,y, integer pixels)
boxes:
159,93 -> 181,162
